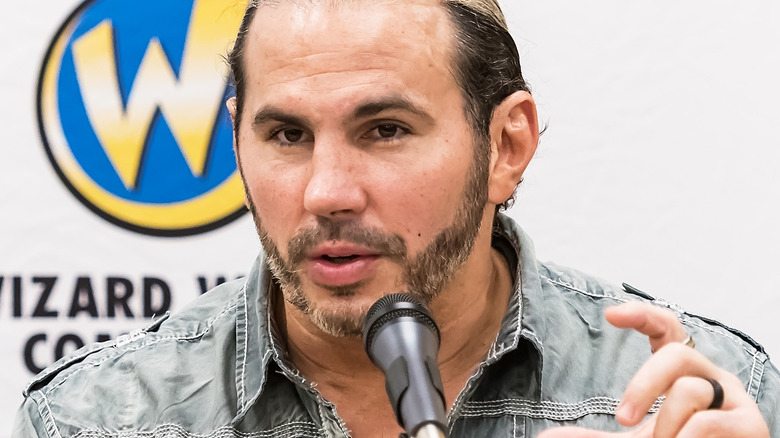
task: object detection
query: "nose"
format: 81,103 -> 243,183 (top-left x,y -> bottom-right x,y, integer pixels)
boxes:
303,138 -> 368,219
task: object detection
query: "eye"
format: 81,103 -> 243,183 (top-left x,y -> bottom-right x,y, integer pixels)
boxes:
364,123 -> 409,141
281,129 -> 303,142
377,124 -> 400,138
270,127 -> 311,146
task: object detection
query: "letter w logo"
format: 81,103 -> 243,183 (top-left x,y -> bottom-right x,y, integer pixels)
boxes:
71,0 -> 242,190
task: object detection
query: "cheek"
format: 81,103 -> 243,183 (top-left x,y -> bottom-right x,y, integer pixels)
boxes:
375,149 -> 470,247
242,155 -> 308,246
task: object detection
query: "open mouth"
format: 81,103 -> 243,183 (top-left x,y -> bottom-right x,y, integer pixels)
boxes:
322,255 -> 360,264
307,252 -> 380,286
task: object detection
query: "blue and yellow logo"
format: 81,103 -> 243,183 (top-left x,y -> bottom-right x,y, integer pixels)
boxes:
38,0 -> 248,236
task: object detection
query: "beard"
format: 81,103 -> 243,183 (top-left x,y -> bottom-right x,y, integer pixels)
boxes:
242,138 -> 490,338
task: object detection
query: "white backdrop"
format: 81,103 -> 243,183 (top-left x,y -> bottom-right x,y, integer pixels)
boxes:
1,1 -> 778,436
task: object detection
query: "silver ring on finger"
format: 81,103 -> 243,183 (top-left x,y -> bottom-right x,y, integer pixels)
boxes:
651,332 -> 695,354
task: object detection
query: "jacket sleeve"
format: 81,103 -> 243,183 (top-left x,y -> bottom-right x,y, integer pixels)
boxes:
12,395 -> 54,438
757,358 -> 780,436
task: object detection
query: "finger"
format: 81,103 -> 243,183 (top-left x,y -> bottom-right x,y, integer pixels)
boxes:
615,343 -> 721,426
675,373 -> 770,438
605,302 -> 687,353
676,411 -> 727,438
652,376 -> 720,438
676,409 -> 770,438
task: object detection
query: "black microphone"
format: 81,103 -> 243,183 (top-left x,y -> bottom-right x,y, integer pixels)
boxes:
363,293 -> 448,438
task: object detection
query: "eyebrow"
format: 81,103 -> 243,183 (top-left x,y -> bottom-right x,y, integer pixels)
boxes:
252,106 -> 310,129
351,96 -> 434,123
251,95 -> 435,129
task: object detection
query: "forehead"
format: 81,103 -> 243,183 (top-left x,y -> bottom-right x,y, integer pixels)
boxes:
251,0 -> 452,45
242,0 -> 458,101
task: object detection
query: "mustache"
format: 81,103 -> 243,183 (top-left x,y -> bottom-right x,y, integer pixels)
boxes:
287,218 -> 408,266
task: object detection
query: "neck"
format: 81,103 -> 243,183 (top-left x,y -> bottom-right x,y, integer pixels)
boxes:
435,247 -> 511,382
279,214 -> 513,407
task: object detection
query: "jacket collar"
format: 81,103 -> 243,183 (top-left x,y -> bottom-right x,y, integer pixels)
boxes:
491,214 -> 547,364
233,254 -> 275,422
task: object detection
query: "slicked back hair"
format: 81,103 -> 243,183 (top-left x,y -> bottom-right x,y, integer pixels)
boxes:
227,0 -> 530,209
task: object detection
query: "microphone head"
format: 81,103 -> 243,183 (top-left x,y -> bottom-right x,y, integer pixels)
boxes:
362,293 -> 440,359
362,293 -> 448,436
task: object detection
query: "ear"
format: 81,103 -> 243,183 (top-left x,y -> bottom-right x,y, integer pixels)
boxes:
227,96 -> 238,126
227,96 -> 241,156
226,97 -> 250,209
487,91 -> 539,206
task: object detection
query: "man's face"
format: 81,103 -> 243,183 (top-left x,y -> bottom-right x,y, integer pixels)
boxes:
234,0 -> 492,337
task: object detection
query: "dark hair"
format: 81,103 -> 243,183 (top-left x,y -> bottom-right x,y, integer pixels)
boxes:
441,2 -> 529,140
227,0 -> 530,209
440,1 -> 530,209
226,1 -> 260,140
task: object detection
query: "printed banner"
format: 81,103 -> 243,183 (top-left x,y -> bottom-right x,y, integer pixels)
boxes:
3,1 -> 779,437
1,1 -> 254,434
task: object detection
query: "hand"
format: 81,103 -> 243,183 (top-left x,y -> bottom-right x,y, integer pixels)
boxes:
604,302 -> 689,355
537,302 -> 770,438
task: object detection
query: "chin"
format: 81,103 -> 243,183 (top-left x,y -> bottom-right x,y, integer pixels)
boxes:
309,301 -> 370,338
289,281 -> 397,337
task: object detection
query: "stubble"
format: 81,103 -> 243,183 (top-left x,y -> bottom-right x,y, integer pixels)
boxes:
242,137 -> 490,338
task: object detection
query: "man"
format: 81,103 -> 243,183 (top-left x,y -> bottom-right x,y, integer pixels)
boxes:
14,0 -> 778,437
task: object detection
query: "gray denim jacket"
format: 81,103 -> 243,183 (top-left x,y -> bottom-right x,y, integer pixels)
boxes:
13,215 -> 780,437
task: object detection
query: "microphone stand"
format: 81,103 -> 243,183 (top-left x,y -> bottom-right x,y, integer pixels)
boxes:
399,424 -> 447,438
413,424 -> 447,438
364,293 -> 450,438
